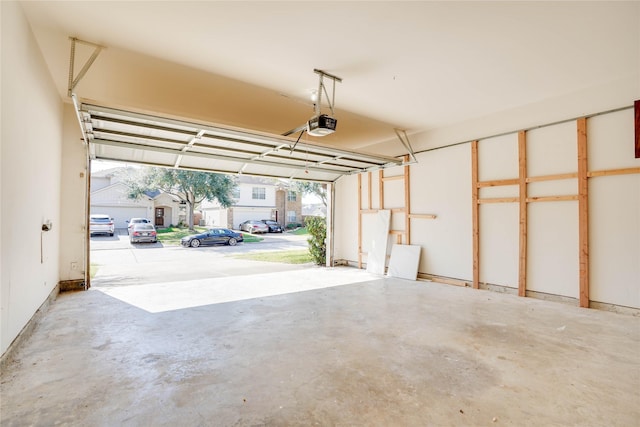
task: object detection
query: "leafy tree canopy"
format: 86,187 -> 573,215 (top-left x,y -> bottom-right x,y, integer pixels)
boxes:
122,167 -> 236,230
294,181 -> 327,206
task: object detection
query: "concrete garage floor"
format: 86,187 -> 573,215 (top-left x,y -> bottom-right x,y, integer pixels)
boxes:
1,267 -> 639,426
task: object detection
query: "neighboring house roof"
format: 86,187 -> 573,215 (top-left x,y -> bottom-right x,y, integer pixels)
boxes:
91,167 -> 122,178
236,175 -> 277,186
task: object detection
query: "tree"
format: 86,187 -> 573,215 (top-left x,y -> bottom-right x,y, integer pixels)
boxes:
123,167 -> 236,231
294,181 -> 327,206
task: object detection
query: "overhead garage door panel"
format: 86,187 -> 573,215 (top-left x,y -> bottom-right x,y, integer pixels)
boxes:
77,100 -> 403,183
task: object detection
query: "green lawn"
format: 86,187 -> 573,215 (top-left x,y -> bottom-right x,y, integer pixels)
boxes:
231,249 -> 312,264
156,226 -> 263,245
90,263 -> 99,278
288,227 -> 308,235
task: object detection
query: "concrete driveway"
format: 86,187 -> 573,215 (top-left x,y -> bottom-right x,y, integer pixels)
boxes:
90,229 -> 311,287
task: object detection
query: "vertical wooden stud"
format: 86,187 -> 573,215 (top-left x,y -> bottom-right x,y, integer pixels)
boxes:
518,131 -> 528,297
379,170 -> 384,210
471,141 -> 480,289
577,118 -> 590,307
404,155 -> 411,245
368,171 -> 372,210
358,173 -> 363,269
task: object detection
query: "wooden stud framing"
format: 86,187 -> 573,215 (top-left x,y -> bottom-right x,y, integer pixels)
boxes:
379,170 -> 384,209
526,172 -> 578,183
477,178 -> 519,187
478,197 -> 519,204
358,173 -> 362,269
404,155 -> 411,245
409,214 -> 437,219
367,172 -> 372,210
588,167 -> 640,178
577,117 -> 589,308
471,140 -> 480,289
381,175 -> 404,182
518,131 -> 527,297
526,195 -> 579,203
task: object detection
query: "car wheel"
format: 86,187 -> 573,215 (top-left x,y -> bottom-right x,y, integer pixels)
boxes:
228,238 -> 237,246
190,239 -> 201,248
110,232 -> 114,236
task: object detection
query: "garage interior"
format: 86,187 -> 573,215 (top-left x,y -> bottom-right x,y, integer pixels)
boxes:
1,2 -> 639,425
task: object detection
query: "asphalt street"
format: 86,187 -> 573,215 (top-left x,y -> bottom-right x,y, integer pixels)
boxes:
90,229 -> 310,287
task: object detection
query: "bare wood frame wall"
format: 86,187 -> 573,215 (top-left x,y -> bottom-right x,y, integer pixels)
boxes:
472,116 -> 640,308
352,109 -> 637,308
357,155 -> 436,269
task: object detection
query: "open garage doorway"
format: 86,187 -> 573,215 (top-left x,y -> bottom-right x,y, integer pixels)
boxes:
76,100 -> 402,291
88,159 -> 315,285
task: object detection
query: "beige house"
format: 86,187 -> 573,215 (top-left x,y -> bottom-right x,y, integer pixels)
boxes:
200,176 -> 302,229
90,167 -> 184,229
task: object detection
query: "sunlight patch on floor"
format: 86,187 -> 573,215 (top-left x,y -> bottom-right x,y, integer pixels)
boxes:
94,267 -> 381,313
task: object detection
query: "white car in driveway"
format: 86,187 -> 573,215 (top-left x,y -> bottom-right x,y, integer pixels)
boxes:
239,220 -> 268,234
89,214 -> 114,236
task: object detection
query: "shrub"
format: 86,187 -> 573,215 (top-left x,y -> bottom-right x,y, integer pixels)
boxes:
305,216 -> 326,265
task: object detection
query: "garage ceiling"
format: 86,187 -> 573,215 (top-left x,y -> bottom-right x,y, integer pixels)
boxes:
76,100 -> 403,183
21,1 -> 638,175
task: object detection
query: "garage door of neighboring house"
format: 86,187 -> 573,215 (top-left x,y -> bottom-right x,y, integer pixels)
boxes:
91,206 -> 149,229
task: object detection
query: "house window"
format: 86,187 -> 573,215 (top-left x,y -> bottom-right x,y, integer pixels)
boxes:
232,187 -> 240,199
287,191 -> 297,202
287,210 -> 297,223
252,187 -> 266,200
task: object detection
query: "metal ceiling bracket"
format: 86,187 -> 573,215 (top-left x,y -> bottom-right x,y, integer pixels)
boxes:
394,128 -> 418,163
68,37 -> 104,97
313,69 -> 342,117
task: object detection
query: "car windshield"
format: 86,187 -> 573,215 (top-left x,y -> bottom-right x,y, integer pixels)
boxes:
135,224 -> 155,230
91,216 -> 110,222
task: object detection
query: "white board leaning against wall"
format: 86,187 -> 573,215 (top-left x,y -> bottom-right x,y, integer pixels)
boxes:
366,209 -> 391,275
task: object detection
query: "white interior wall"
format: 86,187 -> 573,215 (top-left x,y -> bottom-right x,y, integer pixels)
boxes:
526,122 -> 581,298
1,2 -> 64,354
59,105 -> 87,282
588,109 -> 640,308
408,144 -> 472,280
333,174 -> 358,261
478,134 -> 519,288
528,202 -> 580,298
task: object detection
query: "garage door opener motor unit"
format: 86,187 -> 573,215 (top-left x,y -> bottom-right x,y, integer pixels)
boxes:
307,114 -> 337,136
284,69 -> 342,144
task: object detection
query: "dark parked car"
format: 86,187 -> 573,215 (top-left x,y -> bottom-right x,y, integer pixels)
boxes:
261,219 -> 283,233
129,223 -> 157,243
239,220 -> 268,234
181,228 -> 243,248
